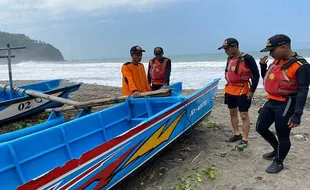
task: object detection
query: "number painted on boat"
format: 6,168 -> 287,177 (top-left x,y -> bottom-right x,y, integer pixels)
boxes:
18,101 -> 31,111
0,91 -> 63,121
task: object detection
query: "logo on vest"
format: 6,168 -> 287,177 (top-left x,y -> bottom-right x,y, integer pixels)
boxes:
269,73 -> 275,80
231,66 -> 236,71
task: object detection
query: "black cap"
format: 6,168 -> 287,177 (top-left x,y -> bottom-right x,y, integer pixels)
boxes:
218,38 -> 239,50
130,45 -> 145,54
154,47 -> 164,53
260,34 -> 291,52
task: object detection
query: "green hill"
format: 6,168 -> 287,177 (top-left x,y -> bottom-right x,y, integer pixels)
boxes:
0,31 -> 64,63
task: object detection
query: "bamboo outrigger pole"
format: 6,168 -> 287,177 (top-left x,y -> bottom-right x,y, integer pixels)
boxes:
45,89 -> 171,112
0,84 -> 80,106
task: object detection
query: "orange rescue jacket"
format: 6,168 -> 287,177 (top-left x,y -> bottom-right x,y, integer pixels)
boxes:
122,62 -> 151,96
264,56 -> 306,101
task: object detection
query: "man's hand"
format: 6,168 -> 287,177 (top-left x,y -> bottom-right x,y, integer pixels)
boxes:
288,118 -> 300,128
247,92 -> 254,100
132,91 -> 141,98
162,84 -> 168,89
260,55 -> 269,64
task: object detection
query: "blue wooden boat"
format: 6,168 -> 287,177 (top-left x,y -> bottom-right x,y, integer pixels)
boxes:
0,79 -> 81,125
0,78 -> 220,190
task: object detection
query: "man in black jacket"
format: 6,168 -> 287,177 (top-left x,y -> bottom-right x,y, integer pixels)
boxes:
257,34 -> 310,173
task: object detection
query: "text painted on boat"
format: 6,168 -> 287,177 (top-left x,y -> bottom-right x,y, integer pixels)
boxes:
0,92 -> 62,120
189,100 -> 207,117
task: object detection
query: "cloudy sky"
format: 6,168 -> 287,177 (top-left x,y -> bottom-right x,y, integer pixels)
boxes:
1,0 -> 310,60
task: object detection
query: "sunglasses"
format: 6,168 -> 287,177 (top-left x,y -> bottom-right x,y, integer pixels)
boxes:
155,53 -> 163,56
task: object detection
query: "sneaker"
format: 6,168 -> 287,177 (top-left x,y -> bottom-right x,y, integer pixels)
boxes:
263,151 -> 277,161
237,140 -> 248,149
265,161 -> 284,174
225,134 -> 242,142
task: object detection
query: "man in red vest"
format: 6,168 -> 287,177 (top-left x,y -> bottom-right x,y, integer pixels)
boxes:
218,38 -> 260,148
147,47 -> 171,90
257,34 -> 310,173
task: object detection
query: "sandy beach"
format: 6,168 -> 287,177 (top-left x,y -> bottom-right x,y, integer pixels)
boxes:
1,80 -> 310,190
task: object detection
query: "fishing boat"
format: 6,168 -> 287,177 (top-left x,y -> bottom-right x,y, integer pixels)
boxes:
0,79 -> 81,125
0,44 -> 81,126
0,78 -> 220,190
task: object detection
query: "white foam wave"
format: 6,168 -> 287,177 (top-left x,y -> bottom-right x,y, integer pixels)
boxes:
1,57 -> 309,89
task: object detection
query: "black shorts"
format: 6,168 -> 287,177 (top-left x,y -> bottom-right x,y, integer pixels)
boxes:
224,93 -> 251,112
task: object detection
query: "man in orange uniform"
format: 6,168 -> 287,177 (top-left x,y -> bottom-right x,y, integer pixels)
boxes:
218,38 -> 260,148
121,45 -> 151,97
257,34 -> 310,173
147,47 -> 171,90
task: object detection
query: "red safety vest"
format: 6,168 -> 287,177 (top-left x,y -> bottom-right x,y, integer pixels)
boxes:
264,56 -> 306,97
225,53 -> 253,86
149,58 -> 168,84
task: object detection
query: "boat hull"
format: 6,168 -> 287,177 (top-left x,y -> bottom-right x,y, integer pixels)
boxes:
17,78 -> 219,190
0,80 -> 81,126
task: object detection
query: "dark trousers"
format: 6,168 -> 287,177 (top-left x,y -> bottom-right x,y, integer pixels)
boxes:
256,98 -> 295,163
151,84 -> 163,91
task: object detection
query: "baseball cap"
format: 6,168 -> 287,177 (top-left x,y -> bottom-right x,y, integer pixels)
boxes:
154,47 -> 164,53
130,45 -> 146,54
260,34 -> 291,52
218,38 -> 239,50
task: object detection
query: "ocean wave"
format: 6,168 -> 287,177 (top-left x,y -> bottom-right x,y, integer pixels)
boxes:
1,56 -> 309,89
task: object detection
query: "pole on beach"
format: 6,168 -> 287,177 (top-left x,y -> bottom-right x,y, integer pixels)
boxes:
0,44 -> 26,98
7,44 -> 14,97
